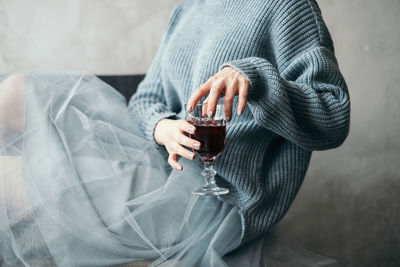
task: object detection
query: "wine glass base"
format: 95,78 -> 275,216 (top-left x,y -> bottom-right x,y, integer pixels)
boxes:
192,185 -> 229,196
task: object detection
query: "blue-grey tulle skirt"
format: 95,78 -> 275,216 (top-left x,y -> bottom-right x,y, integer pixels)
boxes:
0,72 -> 341,267
0,72 -> 246,267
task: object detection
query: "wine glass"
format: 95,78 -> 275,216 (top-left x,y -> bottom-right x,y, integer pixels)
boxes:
185,103 -> 229,196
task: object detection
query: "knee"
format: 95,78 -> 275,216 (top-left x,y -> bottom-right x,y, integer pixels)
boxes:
0,74 -> 26,131
1,73 -> 27,92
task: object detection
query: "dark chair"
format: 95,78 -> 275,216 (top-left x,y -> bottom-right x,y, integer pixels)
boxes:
97,74 -> 145,103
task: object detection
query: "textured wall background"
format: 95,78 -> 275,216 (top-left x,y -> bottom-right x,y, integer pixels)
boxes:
1,0 -> 399,266
0,0 -> 180,74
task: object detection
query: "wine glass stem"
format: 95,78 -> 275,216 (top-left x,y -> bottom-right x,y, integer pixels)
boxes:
202,161 -> 217,186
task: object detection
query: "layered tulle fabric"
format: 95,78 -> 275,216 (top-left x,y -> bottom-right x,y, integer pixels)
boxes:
0,72 -> 246,266
0,72 -> 341,267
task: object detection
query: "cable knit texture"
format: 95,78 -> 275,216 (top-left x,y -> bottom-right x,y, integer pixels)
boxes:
128,0 -> 350,247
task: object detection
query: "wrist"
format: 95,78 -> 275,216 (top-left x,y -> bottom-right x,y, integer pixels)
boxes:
154,119 -> 168,146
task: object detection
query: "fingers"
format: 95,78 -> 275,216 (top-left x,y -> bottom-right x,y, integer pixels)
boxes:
201,97 -> 209,116
168,154 -> 182,171
187,67 -> 250,121
224,89 -> 235,122
176,131 -> 201,150
176,120 -> 201,149
166,142 -> 196,171
206,82 -> 225,117
178,120 -> 196,135
187,81 -> 212,112
165,120 -> 201,171
174,142 -> 196,161
237,77 -> 249,115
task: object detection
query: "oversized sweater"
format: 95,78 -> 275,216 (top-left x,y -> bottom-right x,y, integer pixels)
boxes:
128,0 -> 350,247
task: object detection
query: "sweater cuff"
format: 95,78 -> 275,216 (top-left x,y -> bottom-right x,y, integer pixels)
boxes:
221,57 -> 281,109
221,58 -> 261,93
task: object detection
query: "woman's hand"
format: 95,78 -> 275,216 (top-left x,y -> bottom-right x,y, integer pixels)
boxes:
154,119 -> 201,171
187,66 -> 250,122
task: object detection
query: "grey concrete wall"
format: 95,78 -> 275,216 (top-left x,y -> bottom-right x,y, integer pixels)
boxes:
1,0 -> 399,266
0,0 -> 181,74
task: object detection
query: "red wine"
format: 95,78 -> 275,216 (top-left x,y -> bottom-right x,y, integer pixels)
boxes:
190,123 -> 226,162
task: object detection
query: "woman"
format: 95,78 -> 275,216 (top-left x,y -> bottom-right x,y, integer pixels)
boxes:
0,0 -> 350,266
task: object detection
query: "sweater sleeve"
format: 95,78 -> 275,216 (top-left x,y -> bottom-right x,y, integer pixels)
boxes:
128,5 -> 182,142
222,46 -> 350,151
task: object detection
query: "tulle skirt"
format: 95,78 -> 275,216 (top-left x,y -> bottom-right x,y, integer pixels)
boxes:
0,72 -> 341,267
0,72 -> 248,266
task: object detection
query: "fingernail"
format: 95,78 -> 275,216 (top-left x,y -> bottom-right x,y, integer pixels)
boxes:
193,142 -> 200,149
187,105 -> 193,112
189,127 -> 195,134
226,116 -> 231,122
188,153 -> 195,160
177,165 -> 182,171
237,109 -> 243,115
208,111 -> 213,118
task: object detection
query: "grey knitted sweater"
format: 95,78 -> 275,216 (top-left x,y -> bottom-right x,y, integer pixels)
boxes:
128,0 -> 350,246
